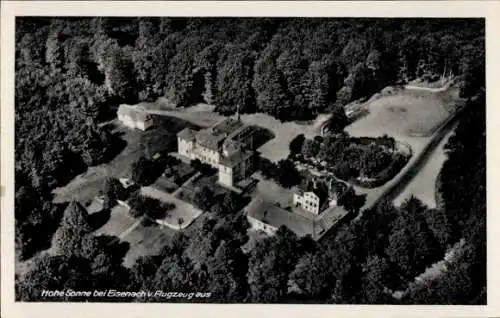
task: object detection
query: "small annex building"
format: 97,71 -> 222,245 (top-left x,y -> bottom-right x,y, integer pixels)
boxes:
117,104 -> 154,131
245,197 -> 314,237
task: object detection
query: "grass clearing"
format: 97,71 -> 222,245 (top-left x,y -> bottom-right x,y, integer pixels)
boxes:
93,198 -> 203,268
348,88 -> 457,138
52,120 -> 144,204
346,87 -> 459,149
94,205 -> 138,237
140,185 -> 203,229
240,113 -> 331,162
120,221 -> 176,267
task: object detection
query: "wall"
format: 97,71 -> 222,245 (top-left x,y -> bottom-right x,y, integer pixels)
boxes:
178,138 -> 194,159
218,164 -> 233,187
194,145 -> 220,167
247,215 -> 277,235
136,117 -> 153,131
293,192 -> 319,215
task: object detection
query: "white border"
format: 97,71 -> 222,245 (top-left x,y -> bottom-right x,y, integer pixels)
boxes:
2,1 -> 499,318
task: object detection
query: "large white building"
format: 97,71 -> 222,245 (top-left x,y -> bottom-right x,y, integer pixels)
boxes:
117,104 -> 154,131
177,115 -> 256,188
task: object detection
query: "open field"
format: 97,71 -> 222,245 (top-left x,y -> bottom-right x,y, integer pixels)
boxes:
346,86 -> 460,142
52,120 -> 144,204
341,85 -> 463,219
94,204 -> 139,238
241,113 -> 331,162
393,125 -> 456,208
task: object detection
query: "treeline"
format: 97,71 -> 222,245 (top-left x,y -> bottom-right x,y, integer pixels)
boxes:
15,17 -> 485,190
16,17 -> 485,185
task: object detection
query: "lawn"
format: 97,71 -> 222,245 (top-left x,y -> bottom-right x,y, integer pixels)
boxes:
52,120 -> 144,204
241,113 -> 331,162
94,204 -> 138,238
93,198 -> 205,268
140,186 -> 203,229
120,220 -> 177,267
120,208 -> 207,267
346,86 -> 460,150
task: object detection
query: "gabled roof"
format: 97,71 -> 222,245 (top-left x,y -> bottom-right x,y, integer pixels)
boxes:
195,128 -> 224,151
117,104 -> 152,123
177,128 -> 196,141
246,197 -> 313,237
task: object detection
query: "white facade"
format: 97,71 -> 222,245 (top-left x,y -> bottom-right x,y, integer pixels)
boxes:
177,117 -> 256,189
196,145 -> 220,167
135,119 -> 153,131
178,137 -> 195,159
218,164 -> 233,187
247,215 -> 278,235
117,106 -> 153,131
177,138 -> 220,167
293,191 -> 320,215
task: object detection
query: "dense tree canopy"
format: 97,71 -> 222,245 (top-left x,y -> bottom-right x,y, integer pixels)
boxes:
15,17 -> 485,304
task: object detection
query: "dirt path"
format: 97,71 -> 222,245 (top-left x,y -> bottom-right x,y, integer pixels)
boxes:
117,219 -> 142,239
355,107 -> 462,217
393,123 -> 457,207
172,172 -> 201,197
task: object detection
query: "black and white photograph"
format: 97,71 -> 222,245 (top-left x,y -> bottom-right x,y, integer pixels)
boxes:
1,1 -> 499,317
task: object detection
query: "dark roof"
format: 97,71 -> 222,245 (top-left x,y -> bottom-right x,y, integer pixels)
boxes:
246,198 -> 313,237
195,117 -> 244,151
219,148 -> 254,167
117,104 -> 152,123
195,129 -> 224,151
177,128 -> 196,141
224,124 -> 253,144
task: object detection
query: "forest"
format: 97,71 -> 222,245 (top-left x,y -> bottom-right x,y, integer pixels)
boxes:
15,17 -> 485,304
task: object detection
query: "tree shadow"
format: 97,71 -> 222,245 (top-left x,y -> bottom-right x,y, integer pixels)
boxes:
252,126 -> 275,150
101,133 -> 127,164
89,208 -> 111,230
97,234 -> 131,263
141,216 -> 159,227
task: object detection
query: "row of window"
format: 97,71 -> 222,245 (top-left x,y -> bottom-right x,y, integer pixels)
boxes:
304,200 -> 318,208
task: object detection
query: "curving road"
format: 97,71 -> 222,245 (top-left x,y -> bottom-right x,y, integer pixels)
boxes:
359,107 -> 462,215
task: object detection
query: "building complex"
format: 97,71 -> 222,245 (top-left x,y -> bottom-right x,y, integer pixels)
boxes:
177,113 -> 256,188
